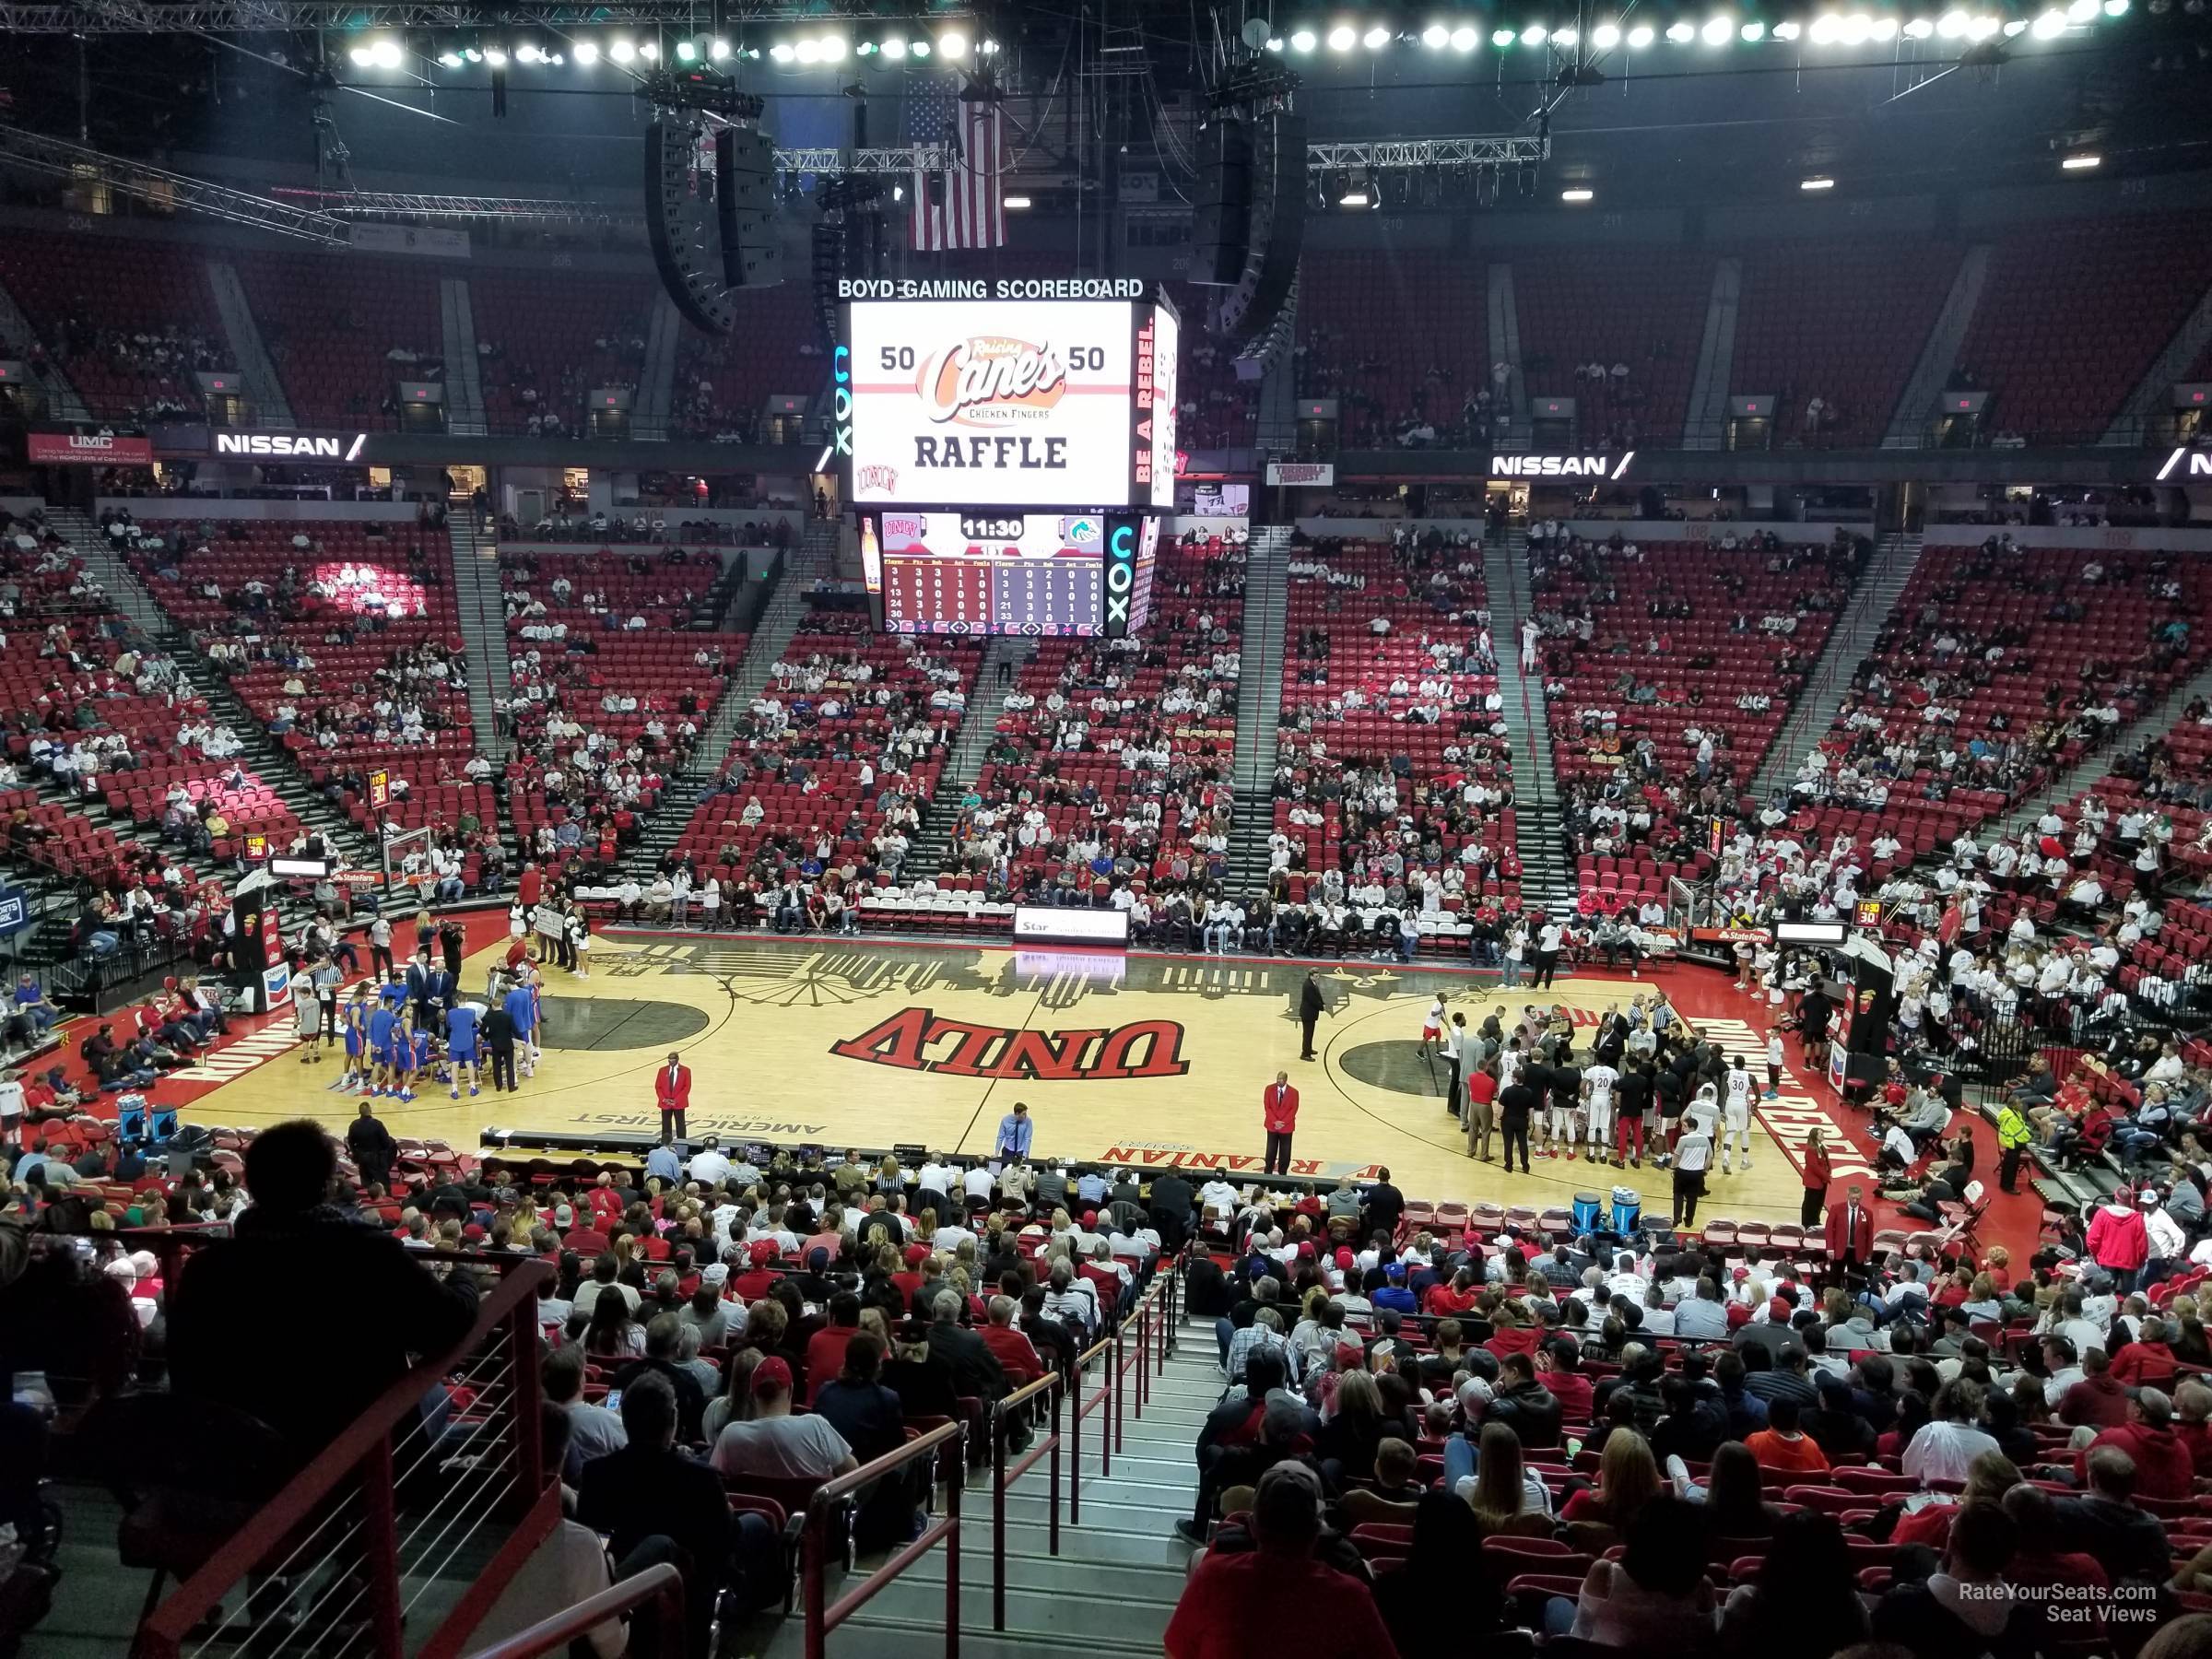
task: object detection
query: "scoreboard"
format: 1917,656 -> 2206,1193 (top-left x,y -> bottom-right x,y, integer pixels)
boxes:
865,511 -> 1155,638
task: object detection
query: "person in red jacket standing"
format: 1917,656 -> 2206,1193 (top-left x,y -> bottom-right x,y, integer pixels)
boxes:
1823,1182 -> 1875,1266
2087,1187 -> 2150,1292
1262,1071 -> 1300,1176
1800,1126 -> 1833,1230
655,1049 -> 692,1140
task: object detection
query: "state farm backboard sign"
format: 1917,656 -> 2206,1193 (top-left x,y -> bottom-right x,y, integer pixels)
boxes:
844,298 -> 1140,509
29,431 -> 154,466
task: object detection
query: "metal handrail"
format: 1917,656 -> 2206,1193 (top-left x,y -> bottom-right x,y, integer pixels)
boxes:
132,1256 -> 553,1659
987,1370 -> 1065,1631
800,1418 -> 966,1659
458,1562 -> 685,1659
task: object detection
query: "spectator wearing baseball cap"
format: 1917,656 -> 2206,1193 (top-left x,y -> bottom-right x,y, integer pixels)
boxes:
708,1355 -> 862,1482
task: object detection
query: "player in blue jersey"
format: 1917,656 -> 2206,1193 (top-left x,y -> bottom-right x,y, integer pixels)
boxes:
366,996 -> 399,1097
335,984 -> 371,1093
390,1008 -> 419,1101
445,999 -> 482,1099
503,974 -> 539,1081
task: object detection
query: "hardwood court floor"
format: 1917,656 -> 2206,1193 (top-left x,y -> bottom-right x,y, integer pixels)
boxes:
183,932 -> 1814,1220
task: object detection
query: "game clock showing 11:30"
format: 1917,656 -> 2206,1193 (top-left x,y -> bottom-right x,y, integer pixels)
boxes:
960,515 -> 1026,541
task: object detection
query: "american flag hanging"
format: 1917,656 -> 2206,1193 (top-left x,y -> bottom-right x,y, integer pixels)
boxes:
910,78 -> 1006,252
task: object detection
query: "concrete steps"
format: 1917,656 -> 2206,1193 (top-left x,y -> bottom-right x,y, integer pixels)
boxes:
1484,530 -> 1573,911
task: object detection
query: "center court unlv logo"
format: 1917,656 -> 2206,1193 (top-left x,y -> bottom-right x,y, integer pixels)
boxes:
831,1006 -> 1188,1081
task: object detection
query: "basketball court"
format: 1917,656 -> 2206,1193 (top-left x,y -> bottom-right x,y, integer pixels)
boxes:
159,926 -> 1879,1222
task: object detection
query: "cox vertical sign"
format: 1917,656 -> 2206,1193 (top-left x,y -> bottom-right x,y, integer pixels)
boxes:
830,340 -> 854,483
1102,513 -> 1157,640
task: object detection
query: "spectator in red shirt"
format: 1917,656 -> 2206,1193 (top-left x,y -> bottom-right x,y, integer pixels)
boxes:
2075,1388 -> 2195,1500
1743,1397 -> 1831,1475
2059,1347 -> 2133,1430
2175,1382 -> 2212,1477
802,1292 -> 863,1403
1164,1462 -> 1399,1659
1540,1337 -> 1595,1423
2109,1316 -> 2180,1391
980,1293 -> 1046,1386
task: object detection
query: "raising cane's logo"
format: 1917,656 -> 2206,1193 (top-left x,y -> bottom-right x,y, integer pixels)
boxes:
920,336 -> 1068,428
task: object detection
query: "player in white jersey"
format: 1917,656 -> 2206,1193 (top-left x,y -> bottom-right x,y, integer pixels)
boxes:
1581,1061 -> 1620,1159
1683,1081 -> 1720,1143
1720,1055 -> 1756,1172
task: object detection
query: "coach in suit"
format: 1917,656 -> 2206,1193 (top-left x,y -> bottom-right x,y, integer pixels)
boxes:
1262,1072 -> 1300,1176
655,1050 -> 692,1141
1823,1182 -> 1877,1267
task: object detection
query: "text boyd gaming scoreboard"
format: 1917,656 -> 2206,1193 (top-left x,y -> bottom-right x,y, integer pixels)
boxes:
835,279 -> 1175,639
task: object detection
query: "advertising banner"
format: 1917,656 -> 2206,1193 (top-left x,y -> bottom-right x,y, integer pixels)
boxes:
29,431 -> 154,465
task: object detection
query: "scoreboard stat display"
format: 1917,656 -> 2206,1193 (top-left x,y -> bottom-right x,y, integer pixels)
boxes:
871,512 -> 1131,637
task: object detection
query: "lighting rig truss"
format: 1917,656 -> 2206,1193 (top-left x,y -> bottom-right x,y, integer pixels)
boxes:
1307,135 -> 1552,168
0,125 -> 353,244
0,0 -> 936,28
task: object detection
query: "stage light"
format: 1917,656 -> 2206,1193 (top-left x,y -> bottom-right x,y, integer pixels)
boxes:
371,37 -> 403,67
462,45 -> 481,61
1627,21 -> 1657,42
639,40 -> 658,59
1003,194 -> 1031,208
348,43 -> 374,65
573,40 -> 598,63
2103,0 -> 2128,12
938,29 -> 967,55
1742,19 -> 1766,38
1802,174 -> 1836,189
1902,15 -> 1936,32
1339,186 -> 1371,206
675,39 -> 695,60
2067,0 -> 2098,16
1840,12 -> 1873,41
892,183 -> 904,201
911,39 -> 932,55
1701,14 -> 1734,41
819,36 -> 847,60
1364,23 -> 1392,45
609,37 -> 635,61
514,41 -> 540,63
882,35 -> 908,56
981,38 -> 1000,53
1666,19 -> 1699,40
796,38 -> 822,61
547,52 -> 563,65
1936,8 -> 1971,31
1772,18 -> 1802,35
1422,21 -> 1451,45
1561,186 -> 1594,201
483,45 -> 508,65
711,38 -> 731,59
1592,21 -> 1622,45
1453,23 -> 1481,45
1265,35 -> 1285,48
1289,28 -> 1318,50
1551,26 -> 1579,43
2062,151 -> 2101,168
770,41 -> 794,60
1967,13 -> 2000,34
2032,6 -> 2068,29
1327,23 -> 1358,48
2001,15 -> 2028,29
1493,27 -> 1518,43
1872,17 -> 1900,37
1521,22 -> 1548,42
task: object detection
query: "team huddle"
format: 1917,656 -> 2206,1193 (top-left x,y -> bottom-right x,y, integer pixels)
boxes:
292,936 -> 550,1102
1421,994 -> 1783,1174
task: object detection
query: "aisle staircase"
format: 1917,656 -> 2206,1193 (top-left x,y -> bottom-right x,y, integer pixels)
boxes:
764,1309 -> 1218,1657
446,503 -> 511,762
629,525 -> 831,870
1883,246 -> 1989,448
48,504 -> 168,638
1746,531 -> 1924,800
439,277 -> 488,436
1224,526 -> 1291,893
897,636 -> 1022,886
1483,529 -> 1573,912
204,259 -> 293,428
0,275 -> 91,423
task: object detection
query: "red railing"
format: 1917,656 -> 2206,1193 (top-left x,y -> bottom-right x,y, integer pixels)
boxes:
131,1257 -> 554,1659
800,1418 -> 967,1659
458,1562 -> 686,1659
